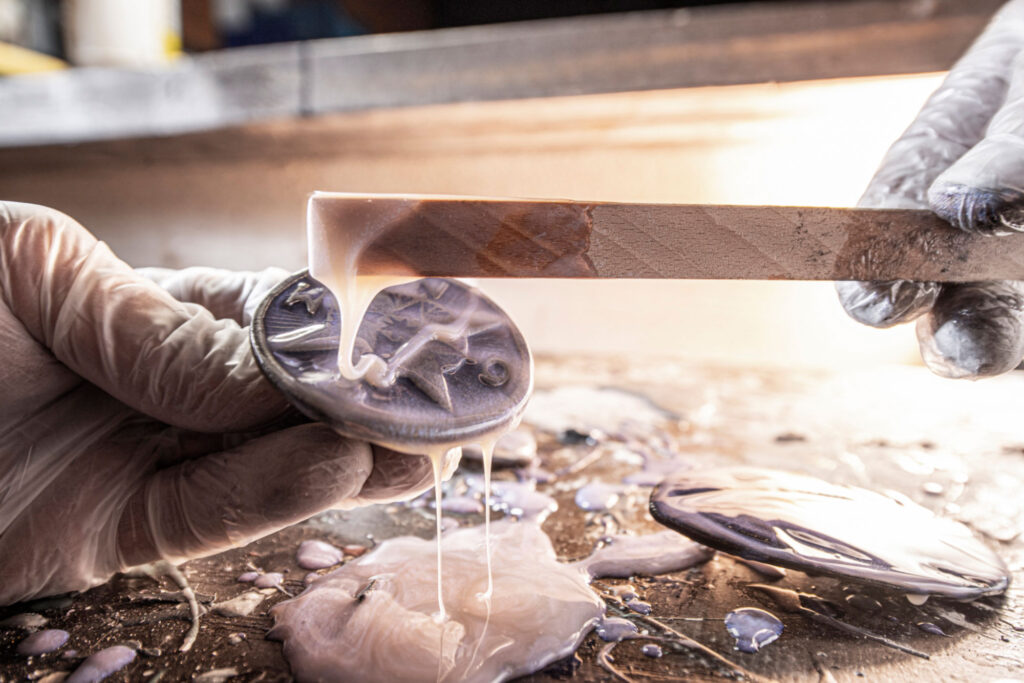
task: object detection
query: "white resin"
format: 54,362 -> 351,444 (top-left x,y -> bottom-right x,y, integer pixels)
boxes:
270,520 -> 602,683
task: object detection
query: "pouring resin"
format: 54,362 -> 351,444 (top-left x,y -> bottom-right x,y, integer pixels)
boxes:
251,193 -> 538,673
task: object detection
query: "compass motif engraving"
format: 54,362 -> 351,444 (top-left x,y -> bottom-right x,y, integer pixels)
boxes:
251,271 -> 532,451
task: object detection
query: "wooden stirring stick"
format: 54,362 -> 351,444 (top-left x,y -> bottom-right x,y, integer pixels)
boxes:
308,194 -> 1024,282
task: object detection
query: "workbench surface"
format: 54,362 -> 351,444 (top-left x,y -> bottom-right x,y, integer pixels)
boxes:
1,354 -> 1022,681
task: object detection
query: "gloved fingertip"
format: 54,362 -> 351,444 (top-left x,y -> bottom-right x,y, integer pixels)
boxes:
241,267 -> 292,326
345,445 -> 436,507
928,183 -> 1024,236
836,280 -> 939,328
915,283 -> 1024,379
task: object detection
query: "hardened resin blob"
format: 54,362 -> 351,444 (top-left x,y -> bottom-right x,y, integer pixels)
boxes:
651,467 -> 1009,600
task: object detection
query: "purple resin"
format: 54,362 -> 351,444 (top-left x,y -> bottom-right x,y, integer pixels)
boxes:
575,530 -> 711,580
438,495 -> 485,515
297,540 -> 344,570
626,599 -> 652,615
254,572 -> 284,589
574,482 -> 623,512
724,608 -> 784,653
468,478 -> 557,520
17,629 -> 69,656
67,645 -> 136,682
917,622 -> 947,636
642,643 -> 663,658
596,617 -> 639,642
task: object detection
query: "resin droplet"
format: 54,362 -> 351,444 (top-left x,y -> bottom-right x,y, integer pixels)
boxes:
574,483 -> 622,512
468,478 -> 557,521
642,643 -> 663,658
297,540 -> 344,570
17,629 -> 69,656
724,608 -> 784,653
575,530 -> 712,580
67,645 -> 136,683
596,617 -> 639,642
917,622 -> 947,636
626,599 -> 652,615
254,572 -> 284,589
607,584 -> 638,601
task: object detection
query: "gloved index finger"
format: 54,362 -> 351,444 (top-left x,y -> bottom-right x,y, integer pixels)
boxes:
0,201 -> 289,433
137,266 -> 290,326
929,43 -> 1024,235
859,0 -> 1024,211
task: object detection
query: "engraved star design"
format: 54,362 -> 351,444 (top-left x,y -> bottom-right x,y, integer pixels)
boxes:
400,351 -> 466,413
371,281 -> 502,412
284,283 -> 325,315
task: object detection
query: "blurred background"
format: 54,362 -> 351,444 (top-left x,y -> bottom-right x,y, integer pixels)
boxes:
0,0 -> 1001,369
1,0 -> 862,60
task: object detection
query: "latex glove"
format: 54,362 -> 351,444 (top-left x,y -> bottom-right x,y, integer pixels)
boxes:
837,0 -> 1024,378
0,201 -> 435,606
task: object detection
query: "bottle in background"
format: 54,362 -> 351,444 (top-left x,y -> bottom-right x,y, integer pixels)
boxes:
62,0 -> 181,67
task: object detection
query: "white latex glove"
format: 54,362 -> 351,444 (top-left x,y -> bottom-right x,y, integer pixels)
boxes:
0,201 -> 435,605
837,0 -> 1024,378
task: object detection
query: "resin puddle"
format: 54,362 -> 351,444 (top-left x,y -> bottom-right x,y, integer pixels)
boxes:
270,521 -> 603,683
270,519 -> 713,682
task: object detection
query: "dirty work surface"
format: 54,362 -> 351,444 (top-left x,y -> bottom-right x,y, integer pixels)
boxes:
2,355 -> 1022,682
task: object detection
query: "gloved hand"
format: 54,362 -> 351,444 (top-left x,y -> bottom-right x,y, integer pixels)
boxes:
0,201 -> 435,605
837,0 -> 1024,378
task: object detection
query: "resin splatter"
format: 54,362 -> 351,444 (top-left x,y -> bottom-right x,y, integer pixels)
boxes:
574,530 -> 712,579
